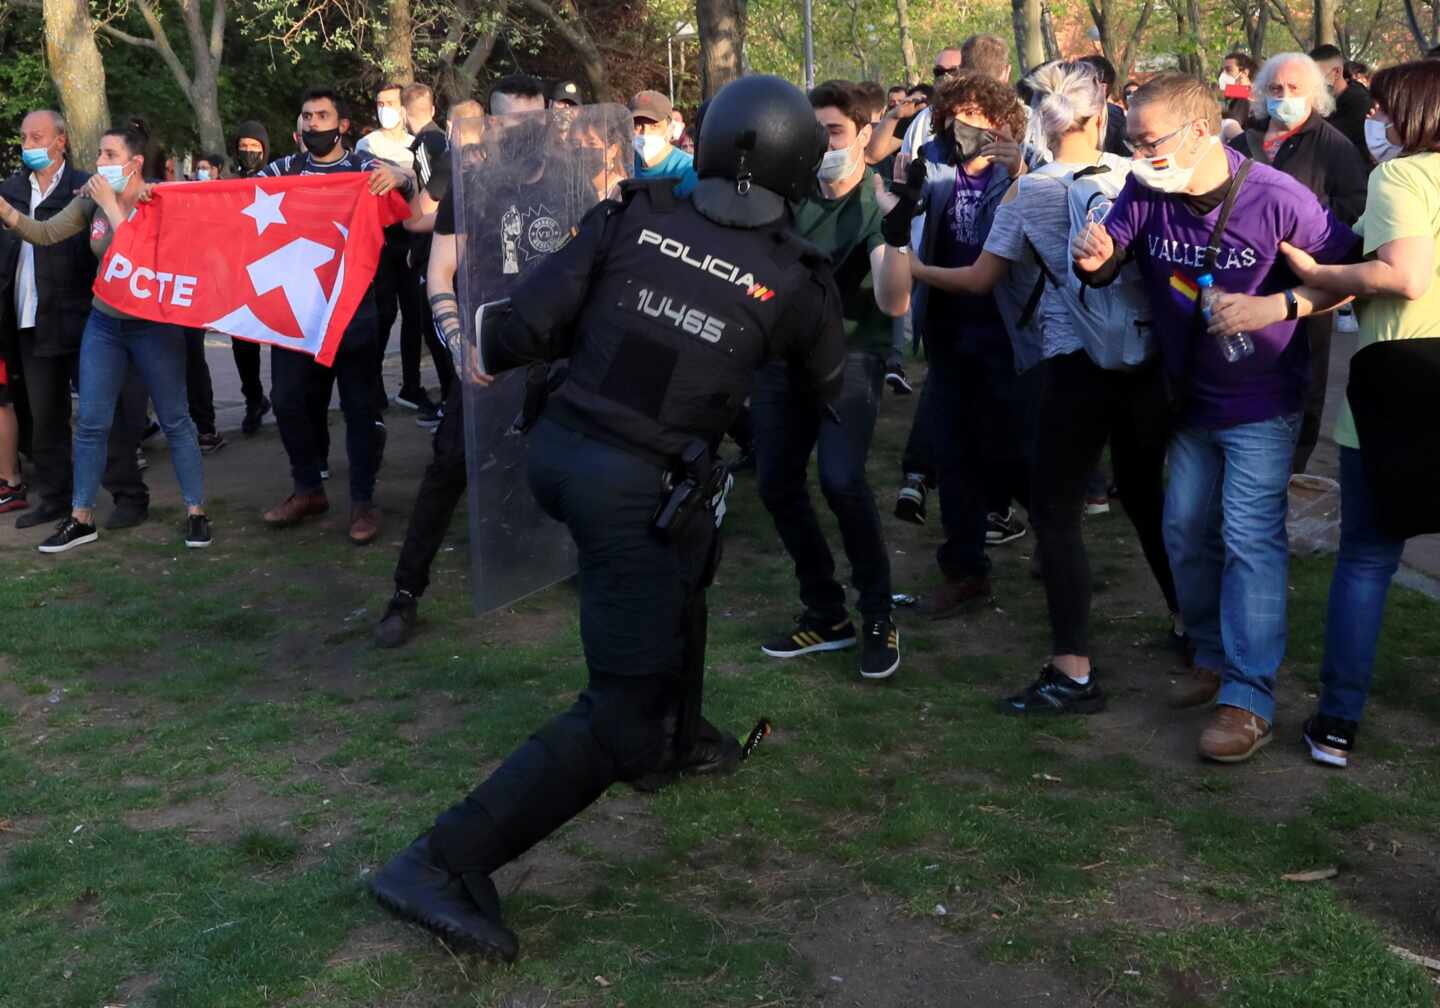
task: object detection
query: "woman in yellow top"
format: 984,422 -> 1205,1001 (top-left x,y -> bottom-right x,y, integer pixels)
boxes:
1281,59 -> 1440,768
0,125 -> 209,552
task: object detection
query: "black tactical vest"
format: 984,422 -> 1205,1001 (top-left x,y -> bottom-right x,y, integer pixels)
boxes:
544,182 -> 835,466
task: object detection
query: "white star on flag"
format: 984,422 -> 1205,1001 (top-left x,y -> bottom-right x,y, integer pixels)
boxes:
242,187 -> 287,236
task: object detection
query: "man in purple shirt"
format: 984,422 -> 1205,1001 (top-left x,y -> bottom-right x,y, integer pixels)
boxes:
1074,73 -> 1356,763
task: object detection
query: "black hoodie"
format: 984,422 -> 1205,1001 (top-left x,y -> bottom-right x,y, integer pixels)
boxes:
232,120 -> 271,177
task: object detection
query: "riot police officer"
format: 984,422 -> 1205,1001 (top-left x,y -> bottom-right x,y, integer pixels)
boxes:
369,75 -> 847,960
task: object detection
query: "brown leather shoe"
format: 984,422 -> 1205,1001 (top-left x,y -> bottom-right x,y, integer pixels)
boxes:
1168,666 -> 1221,709
263,490 -> 328,527
1199,705 -> 1272,763
349,503 -> 381,545
917,576 -> 992,620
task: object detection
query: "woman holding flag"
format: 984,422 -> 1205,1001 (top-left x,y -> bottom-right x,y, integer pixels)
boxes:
0,124 -> 211,553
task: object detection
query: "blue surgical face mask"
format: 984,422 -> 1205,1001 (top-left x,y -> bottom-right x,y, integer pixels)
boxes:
96,163 -> 131,193
21,147 -> 54,172
195,169 -> 211,182
1266,96 -> 1309,128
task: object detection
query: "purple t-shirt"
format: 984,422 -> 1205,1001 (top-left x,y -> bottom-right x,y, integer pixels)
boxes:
1104,146 -> 1357,428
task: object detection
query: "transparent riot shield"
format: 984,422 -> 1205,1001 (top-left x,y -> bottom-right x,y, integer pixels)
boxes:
451,104 -> 632,614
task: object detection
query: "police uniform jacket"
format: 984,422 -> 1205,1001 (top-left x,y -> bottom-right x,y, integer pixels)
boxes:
489,181 -> 848,467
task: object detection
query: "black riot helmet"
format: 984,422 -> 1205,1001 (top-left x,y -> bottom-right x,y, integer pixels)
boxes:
693,75 -> 826,228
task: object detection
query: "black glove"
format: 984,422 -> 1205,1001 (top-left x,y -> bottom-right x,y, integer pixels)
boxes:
880,155 -> 927,248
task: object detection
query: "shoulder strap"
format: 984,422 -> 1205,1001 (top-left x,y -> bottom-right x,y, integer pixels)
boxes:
1016,235 -> 1058,330
618,177 -> 678,212
1203,158 -> 1252,273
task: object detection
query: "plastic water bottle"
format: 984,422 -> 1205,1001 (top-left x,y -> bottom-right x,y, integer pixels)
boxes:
1197,273 -> 1255,363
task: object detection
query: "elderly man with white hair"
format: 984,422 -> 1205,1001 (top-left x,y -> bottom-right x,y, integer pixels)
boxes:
1229,51 -> 1370,473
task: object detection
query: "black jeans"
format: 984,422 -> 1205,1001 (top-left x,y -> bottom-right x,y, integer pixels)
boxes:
394,382 -> 466,597
15,329 -> 147,509
230,338 -> 266,407
928,332 -> 1031,579
1029,351 -> 1178,655
752,353 -> 891,621
184,328 -> 215,435
270,318 -> 379,502
427,419 -> 714,880
1293,314 -> 1331,475
374,239 -> 456,402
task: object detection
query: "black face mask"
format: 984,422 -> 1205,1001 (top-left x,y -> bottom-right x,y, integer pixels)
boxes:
576,147 -> 608,177
237,149 -> 265,172
950,120 -> 996,163
301,128 -> 341,158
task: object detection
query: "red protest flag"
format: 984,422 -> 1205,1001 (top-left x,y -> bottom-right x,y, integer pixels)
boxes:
92,175 -> 410,366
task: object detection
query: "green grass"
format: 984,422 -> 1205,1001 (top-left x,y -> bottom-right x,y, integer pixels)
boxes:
3,394 -> 1440,1007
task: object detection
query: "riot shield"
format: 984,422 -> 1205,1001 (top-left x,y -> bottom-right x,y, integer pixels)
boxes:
452,104 -> 632,614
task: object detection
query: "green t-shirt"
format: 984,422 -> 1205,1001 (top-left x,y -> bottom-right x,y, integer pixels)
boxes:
1334,153 -> 1440,450
791,169 -> 891,355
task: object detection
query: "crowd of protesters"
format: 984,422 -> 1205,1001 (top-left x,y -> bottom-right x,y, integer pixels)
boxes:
2,41 -> 1438,772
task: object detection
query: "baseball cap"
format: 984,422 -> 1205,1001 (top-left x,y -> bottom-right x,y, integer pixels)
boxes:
551,80 -> 582,106
629,90 -> 673,123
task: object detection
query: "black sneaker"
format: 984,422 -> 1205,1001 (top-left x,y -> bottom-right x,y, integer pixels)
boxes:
375,590 -> 418,649
859,619 -> 900,680
185,514 -> 212,549
895,473 -> 927,525
985,507 -> 1027,546
761,613 -> 857,658
997,664 -> 1106,715
135,446 -> 149,471
198,431 -> 227,454
416,402 -> 443,432
1303,714 -> 1357,768
242,396 -> 271,436
394,386 -> 435,412
105,496 -> 149,530
38,516 -> 98,554
885,366 -> 913,395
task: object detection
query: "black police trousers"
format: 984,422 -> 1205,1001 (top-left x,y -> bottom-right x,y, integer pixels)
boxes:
429,417 -> 715,880
393,382 -> 466,598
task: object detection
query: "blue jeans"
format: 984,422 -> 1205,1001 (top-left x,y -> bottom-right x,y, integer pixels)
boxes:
1319,446 -> 1406,723
1163,414 -> 1300,723
74,313 -> 203,510
752,353 -> 891,621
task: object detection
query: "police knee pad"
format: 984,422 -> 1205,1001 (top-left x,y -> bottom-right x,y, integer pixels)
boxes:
581,678 -> 673,781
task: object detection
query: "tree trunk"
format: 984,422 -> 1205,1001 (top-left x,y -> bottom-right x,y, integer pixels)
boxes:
42,0 -> 110,167
1401,0 -> 1439,52
518,0 -> 610,99
1041,1 -> 1061,61
1313,0 -> 1338,46
384,0 -> 416,84
1246,1 -> 1268,60
697,0 -> 745,100
894,0 -> 918,84
1011,0 -> 1045,74
1185,0 -> 1206,77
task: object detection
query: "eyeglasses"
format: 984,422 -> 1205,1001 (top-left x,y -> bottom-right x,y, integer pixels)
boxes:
933,65 -> 960,79
1123,122 -> 1189,157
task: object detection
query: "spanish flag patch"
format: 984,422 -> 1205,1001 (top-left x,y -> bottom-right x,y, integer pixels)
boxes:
1169,271 -> 1199,302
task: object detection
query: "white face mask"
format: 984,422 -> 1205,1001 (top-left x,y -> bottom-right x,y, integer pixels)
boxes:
1218,72 -> 1237,89
816,141 -> 860,183
1131,130 -> 1216,194
1266,96 -> 1309,128
377,106 -> 403,131
1365,118 -> 1402,163
634,133 -> 667,163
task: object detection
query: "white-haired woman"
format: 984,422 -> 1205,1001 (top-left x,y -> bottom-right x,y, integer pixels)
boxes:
1229,51 -> 1370,472
893,60 -> 1181,714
